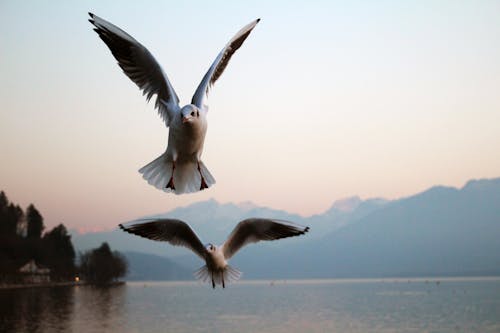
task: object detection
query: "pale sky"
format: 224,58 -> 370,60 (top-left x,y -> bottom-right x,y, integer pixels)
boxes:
1,0 -> 499,232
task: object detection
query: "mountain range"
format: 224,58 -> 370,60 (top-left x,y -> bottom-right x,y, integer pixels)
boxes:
71,178 -> 500,280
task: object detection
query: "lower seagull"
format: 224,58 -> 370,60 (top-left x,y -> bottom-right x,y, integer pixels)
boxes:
119,218 -> 309,288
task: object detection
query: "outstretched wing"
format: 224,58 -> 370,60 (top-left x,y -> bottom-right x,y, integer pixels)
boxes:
89,13 -> 180,126
191,19 -> 260,110
222,219 -> 309,260
119,219 -> 207,259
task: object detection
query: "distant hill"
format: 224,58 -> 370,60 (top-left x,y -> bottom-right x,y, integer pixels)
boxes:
72,196 -> 382,256
73,177 -> 500,280
230,178 -> 500,278
123,252 -> 192,281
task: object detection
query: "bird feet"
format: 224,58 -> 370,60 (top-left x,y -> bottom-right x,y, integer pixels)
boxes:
166,161 -> 176,190
198,162 -> 209,190
166,176 -> 175,190
200,177 -> 208,190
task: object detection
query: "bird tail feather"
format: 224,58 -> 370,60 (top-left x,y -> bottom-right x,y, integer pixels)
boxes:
138,153 -> 215,194
194,265 -> 242,287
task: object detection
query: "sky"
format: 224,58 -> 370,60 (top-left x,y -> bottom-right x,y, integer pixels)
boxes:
1,0 -> 499,232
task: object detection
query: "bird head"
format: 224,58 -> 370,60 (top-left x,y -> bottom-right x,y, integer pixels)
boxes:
181,105 -> 200,124
205,243 -> 216,252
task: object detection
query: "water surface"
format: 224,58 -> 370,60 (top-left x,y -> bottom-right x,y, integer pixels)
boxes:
1,277 -> 499,332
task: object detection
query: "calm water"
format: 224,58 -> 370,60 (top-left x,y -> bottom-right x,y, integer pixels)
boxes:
1,278 -> 500,333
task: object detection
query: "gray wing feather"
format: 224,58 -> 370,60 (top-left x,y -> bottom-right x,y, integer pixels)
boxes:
191,19 -> 260,109
222,218 -> 309,260
89,13 -> 180,126
119,219 -> 207,259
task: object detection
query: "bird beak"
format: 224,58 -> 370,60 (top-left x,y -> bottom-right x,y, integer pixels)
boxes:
182,116 -> 190,123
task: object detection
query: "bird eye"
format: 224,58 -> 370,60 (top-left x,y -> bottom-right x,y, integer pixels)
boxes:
191,111 -> 195,116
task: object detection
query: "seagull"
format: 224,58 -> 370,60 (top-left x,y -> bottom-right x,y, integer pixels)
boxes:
119,218 -> 309,288
88,13 -> 260,194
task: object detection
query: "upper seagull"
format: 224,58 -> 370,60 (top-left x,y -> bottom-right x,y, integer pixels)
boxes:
120,218 -> 309,288
88,13 -> 260,194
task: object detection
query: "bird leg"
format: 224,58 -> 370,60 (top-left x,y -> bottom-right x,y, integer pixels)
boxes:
166,161 -> 176,190
198,162 -> 208,190
222,271 -> 225,289
211,272 -> 215,289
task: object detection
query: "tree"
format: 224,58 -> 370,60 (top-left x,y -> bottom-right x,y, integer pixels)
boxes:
26,204 -> 44,239
79,243 -> 128,284
0,191 -> 79,283
0,192 -> 24,275
4,204 -> 23,237
0,192 -> 24,237
0,191 -> 7,215
42,224 -> 76,280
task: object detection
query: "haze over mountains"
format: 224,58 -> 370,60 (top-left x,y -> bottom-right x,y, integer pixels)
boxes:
71,178 -> 500,280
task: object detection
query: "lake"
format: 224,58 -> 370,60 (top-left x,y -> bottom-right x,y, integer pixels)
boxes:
1,277 -> 499,332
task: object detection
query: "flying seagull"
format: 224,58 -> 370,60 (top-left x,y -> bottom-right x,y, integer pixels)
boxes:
88,13 -> 260,194
119,218 -> 309,288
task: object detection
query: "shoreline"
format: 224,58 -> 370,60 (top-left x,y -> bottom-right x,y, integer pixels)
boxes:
0,280 -> 125,290
127,275 -> 500,286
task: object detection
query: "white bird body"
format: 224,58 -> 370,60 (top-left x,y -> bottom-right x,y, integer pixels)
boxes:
89,13 -> 260,194
168,106 -> 208,159
206,246 -> 228,274
200,245 -> 234,289
119,218 -> 309,288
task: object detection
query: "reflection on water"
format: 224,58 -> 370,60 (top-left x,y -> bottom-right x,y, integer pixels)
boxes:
1,278 -> 500,333
0,285 -> 126,333
72,285 -> 126,332
0,286 -> 74,332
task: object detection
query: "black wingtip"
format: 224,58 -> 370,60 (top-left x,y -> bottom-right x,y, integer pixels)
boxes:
256,18 -> 261,23
304,226 -> 310,233
88,12 -> 95,25
118,223 -> 125,231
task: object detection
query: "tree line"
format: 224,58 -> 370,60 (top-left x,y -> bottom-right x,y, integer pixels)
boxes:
0,190 -> 127,284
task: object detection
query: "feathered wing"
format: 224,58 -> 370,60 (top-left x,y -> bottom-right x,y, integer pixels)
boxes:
119,219 -> 207,260
191,19 -> 260,109
222,219 -> 309,260
89,13 -> 180,126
